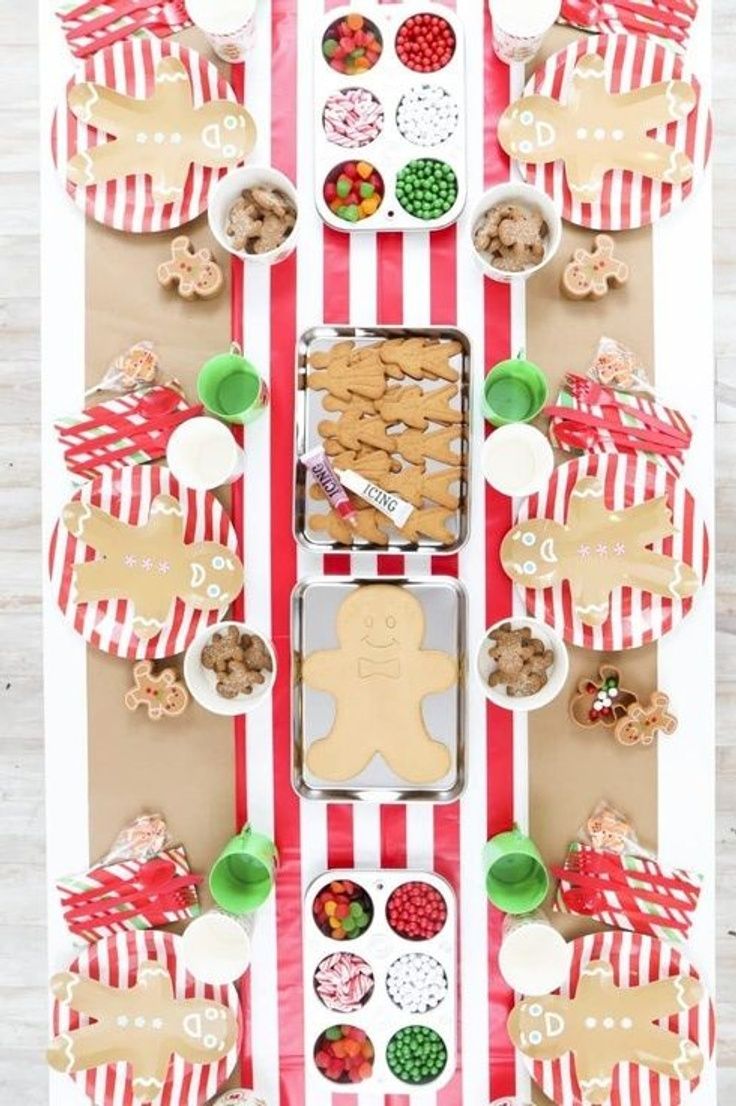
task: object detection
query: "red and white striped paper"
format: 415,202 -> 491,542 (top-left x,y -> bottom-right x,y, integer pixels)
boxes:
51,39 -> 240,232
48,465 -> 240,660
519,34 -> 713,230
514,453 -> 709,651
524,930 -> 715,1106
51,930 -> 240,1106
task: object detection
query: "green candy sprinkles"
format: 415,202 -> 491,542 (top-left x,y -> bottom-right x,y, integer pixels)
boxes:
395,159 -> 458,222
386,1025 -> 448,1085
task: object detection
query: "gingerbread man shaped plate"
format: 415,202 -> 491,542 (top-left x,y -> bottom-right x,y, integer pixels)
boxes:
510,930 -> 715,1106
501,35 -> 712,231
48,930 -> 240,1106
51,39 -> 255,233
49,465 -> 242,660
504,454 -> 709,651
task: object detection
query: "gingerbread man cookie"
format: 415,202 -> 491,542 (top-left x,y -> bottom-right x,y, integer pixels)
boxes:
376,384 -> 461,429
499,53 -> 697,203
615,691 -> 678,747
124,660 -> 189,720
307,342 -> 393,401
508,959 -> 704,1105
62,493 -> 243,641
379,337 -> 461,382
562,234 -> 630,301
157,236 -> 224,300
304,585 -> 456,783
47,960 -> 237,1103
66,55 -> 256,204
501,476 -> 700,628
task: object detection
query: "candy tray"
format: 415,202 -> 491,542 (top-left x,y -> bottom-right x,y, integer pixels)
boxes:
303,869 -> 457,1094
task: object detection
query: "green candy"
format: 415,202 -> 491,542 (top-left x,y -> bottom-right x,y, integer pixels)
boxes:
386,1026 -> 447,1084
395,159 -> 458,221
341,204 -> 360,222
336,177 -> 351,198
325,1026 -> 343,1041
359,182 -> 375,199
322,38 -> 339,58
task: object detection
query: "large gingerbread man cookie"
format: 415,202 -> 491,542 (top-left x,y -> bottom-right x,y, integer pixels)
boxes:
48,960 -> 238,1103
501,476 -> 700,628
66,55 -> 256,204
498,53 -> 696,203
508,959 -> 704,1105
62,492 -> 243,641
304,585 -> 457,784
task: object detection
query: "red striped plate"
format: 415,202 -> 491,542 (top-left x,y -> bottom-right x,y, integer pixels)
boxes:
512,454 -> 709,650
518,35 -> 712,230
51,930 -> 240,1106
51,39 -> 241,232
522,930 -> 715,1106
48,465 -> 241,660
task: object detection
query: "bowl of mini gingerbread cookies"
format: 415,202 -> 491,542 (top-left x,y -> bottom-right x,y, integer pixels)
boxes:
476,616 -> 569,712
469,182 -> 561,283
208,165 -> 298,265
184,620 -> 277,716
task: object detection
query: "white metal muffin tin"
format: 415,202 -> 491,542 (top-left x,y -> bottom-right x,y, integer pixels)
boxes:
313,1 -> 467,233
303,869 -> 457,1094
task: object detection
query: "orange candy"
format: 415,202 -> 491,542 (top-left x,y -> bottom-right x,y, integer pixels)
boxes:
360,196 -> 380,216
356,162 -> 373,180
346,12 -> 364,30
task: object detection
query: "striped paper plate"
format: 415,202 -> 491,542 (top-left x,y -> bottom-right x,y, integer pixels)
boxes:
51,930 -> 240,1106
512,454 -> 709,651
48,465 -> 241,660
522,930 -> 715,1106
519,34 -> 712,230
51,39 -> 241,233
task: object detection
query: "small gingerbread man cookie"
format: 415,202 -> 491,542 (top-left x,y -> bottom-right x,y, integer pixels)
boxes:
562,234 -> 630,301
157,236 -> 224,301
615,691 -> 678,747
124,660 -> 189,720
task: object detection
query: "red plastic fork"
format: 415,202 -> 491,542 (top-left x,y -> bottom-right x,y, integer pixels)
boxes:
560,887 -> 690,932
564,848 -> 701,899
563,376 -> 691,443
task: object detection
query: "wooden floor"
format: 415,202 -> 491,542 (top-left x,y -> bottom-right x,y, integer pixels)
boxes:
1,4 -> 732,1101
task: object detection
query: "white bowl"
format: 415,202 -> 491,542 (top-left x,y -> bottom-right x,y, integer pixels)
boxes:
208,165 -> 298,265
481,424 -> 554,498
469,181 -> 562,283
475,616 -> 569,712
184,620 -> 277,716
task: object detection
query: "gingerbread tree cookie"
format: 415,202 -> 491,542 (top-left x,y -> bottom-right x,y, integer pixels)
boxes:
499,53 -> 697,203
508,959 -> 704,1105
62,493 -> 243,641
157,236 -> 224,300
562,234 -> 630,301
47,960 -> 237,1103
501,476 -> 700,627
66,55 -> 256,205
304,585 -> 456,783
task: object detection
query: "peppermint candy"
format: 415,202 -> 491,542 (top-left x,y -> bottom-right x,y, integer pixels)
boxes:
314,951 -> 375,1013
323,88 -> 384,149
397,84 -> 459,147
386,953 -> 448,1014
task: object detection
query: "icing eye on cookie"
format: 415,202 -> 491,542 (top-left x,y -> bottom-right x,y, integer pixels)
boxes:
203,1034 -> 218,1049
386,615 -> 396,628
521,560 -> 537,575
207,583 -> 222,599
224,115 -> 239,130
528,1003 -> 543,1017
521,532 -> 536,547
222,143 -> 238,159
528,1030 -> 543,1046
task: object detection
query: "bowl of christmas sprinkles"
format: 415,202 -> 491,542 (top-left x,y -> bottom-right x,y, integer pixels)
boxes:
313,877 -> 374,940
397,85 -> 459,147
323,88 -> 384,148
322,12 -> 383,75
395,12 -> 456,73
386,880 -> 448,940
314,1025 -> 375,1084
314,952 -> 375,1013
386,1025 -> 448,1085
386,953 -> 448,1014
323,160 -> 385,223
396,158 -> 459,222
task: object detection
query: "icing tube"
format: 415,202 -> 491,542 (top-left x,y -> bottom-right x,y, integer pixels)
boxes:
302,447 -> 357,526
337,469 -> 414,527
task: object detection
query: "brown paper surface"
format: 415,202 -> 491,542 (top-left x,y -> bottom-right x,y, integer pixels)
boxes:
525,27 -> 659,1106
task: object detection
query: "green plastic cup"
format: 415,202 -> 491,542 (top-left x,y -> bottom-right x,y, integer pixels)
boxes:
197,343 -> 269,425
209,824 -> 278,913
483,825 -> 550,915
482,353 -> 549,427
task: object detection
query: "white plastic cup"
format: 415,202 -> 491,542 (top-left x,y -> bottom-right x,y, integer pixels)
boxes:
481,424 -> 554,499
208,166 -> 299,266
186,0 -> 258,62
182,909 -> 255,985
489,0 -> 561,64
498,910 -> 571,996
470,182 -> 562,285
166,416 -> 244,491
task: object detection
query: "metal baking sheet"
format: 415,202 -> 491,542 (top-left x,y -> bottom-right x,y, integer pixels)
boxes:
292,576 -> 467,803
294,325 -> 471,554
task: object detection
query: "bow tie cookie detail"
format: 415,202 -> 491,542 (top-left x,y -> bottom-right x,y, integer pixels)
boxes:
498,53 -> 696,203
47,960 -> 237,1103
509,959 -> 704,1105
501,476 -> 700,628
62,493 -> 244,642
66,55 -> 256,204
303,584 -> 457,783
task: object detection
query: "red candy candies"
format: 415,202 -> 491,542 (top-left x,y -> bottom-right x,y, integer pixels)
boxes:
386,881 -> 448,941
395,13 -> 456,74
322,13 -> 383,75
313,878 -> 374,940
324,161 -> 384,223
314,1024 -> 375,1084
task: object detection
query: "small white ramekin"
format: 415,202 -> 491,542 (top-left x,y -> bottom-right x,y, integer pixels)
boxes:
469,181 -> 562,284
475,616 -> 569,712
184,620 -> 277,716
208,165 -> 298,265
